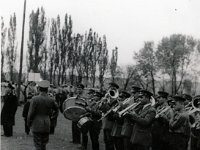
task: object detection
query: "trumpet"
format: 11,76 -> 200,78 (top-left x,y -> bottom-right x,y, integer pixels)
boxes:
118,101 -> 141,117
97,96 -> 134,121
156,106 -> 171,118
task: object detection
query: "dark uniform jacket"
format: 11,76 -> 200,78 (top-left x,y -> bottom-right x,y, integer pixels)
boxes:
169,112 -> 190,137
1,93 -> 18,126
130,104 -> 156,146
27,93 -> 58,133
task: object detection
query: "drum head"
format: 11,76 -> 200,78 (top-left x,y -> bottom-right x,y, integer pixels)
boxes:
63,106 -> 86,121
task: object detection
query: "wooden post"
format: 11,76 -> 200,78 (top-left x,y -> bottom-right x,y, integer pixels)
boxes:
17,0 -> 26,102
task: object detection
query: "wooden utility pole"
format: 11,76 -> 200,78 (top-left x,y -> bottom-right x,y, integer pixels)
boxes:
17,0 -> 26,102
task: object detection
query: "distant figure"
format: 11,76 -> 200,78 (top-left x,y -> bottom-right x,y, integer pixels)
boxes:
22,99 -> 31,135
27,80 -> 58,150
1,83 -> 18,137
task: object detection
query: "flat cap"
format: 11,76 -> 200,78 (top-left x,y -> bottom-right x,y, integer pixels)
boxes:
109,82 -> 119,89
8,83 -> 15,89
119,91 -> 131,98
139,89 -> 153,97
182,94 -> 192,101
38,80 -> 50,88
77,84 -> 84,89
94,91 -> 103,98
88,89 -> 95,94
158,91 -> 169,98
173,95 -> 186,102
131,86 -> 141,91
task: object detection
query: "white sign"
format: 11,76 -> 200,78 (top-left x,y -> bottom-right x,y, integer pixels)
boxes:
28,73 -> 41,82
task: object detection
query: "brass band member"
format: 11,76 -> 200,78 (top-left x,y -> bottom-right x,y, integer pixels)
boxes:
190,95 -> 200,150
71,84 -> 85,144
168,95 -> 190,150
101,82 -> 119,150
127,90 -> 156,150
121,86 -> 141,150
111,91 -> 131,150
84,91 -> 103,150
152,91 -> 171,150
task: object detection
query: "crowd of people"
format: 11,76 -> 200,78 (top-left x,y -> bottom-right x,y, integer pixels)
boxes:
1,80 -> 200,150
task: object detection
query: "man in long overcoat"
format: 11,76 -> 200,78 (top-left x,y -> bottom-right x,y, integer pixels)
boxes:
1,83 -> 18,137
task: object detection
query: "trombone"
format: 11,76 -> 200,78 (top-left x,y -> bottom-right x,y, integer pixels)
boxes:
98,96 -> 134,121
118,95 -> 156,117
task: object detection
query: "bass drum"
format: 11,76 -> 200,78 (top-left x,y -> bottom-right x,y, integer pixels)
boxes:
63,97 -> 87,121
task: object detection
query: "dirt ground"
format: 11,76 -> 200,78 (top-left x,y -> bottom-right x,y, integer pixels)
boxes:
1,106 -> 104,150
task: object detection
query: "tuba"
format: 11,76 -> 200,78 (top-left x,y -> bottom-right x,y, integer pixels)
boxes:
186,95 -> 200,115
189,95 -> 200,135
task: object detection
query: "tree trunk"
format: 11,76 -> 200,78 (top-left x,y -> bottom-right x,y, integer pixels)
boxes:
150,71 -> 155,95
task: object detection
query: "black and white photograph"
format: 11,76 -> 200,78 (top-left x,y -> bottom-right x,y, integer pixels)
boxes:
1,0 -> 200,150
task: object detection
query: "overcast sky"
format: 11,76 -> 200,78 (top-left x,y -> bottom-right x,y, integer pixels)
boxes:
1,0 -> 200,67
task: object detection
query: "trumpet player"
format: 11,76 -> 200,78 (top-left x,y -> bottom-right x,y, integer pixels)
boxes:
168,95 -> 190,150
111,91 -> 131,150
152,91 -> 171,150
125,90 -> 156,150
101,82 -> 119,150
121,86 -> 142,150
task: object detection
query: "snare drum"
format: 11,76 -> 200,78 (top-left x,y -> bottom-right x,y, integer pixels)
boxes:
63,97 -> 87,121
77,116 -> 91,129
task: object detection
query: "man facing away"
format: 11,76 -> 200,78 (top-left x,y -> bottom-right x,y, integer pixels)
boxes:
27,80 -> 58,150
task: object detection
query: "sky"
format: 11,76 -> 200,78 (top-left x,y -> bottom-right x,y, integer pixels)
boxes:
1,0 -> 200,68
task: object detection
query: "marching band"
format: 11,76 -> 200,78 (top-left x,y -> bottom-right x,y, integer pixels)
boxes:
1,80 -> 200,150
61,82 -> 200,150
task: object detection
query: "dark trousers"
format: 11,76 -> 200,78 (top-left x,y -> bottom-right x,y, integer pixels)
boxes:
103,129 -> 115,150
152,137 -> 169,150
113,137 -> 124,150
50,127 -> 55,134
89,122 -> 101,150
131,144 -> 149,150
168,133 -> 189,150
81,127 -> 88,149
191,135 -> 200,150
80,120 -> 101,150
3,125 -> 13,137
72,121 -> 81,143
24,118 -> 30,134
123,137 -> 132,150
33,132 -> 49,150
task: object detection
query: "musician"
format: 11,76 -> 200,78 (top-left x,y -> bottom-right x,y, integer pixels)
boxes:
111,91 -> 131,150
182,94 -> 192,107
101,82 -> 119,150
55,87 -> 67,113
152,91 -> 171,150
190,95 -> 200,150
83,91 -> 103,150
168,95 -> 190,150
127,90 -> 156,150
71,83 -> 85,144
27,80 -> 58,150
121,86 -> 141,150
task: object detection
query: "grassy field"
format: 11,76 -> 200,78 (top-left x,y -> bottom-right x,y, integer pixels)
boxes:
1,105 -> 104,150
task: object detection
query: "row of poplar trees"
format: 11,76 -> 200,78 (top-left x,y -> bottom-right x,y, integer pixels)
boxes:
1,8 -> 119,91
